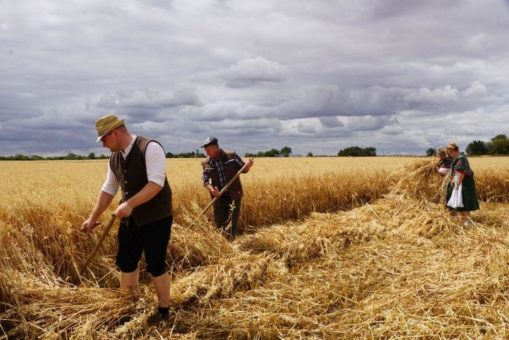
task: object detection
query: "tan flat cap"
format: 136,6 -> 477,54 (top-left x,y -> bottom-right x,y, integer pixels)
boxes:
95,114 -> 125,142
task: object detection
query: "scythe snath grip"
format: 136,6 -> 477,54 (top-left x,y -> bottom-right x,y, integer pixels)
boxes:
191,158 -> 253,227
80,214 -> 116,274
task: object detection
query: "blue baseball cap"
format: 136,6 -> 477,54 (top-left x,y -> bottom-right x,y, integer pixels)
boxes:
201,136 -> 218,147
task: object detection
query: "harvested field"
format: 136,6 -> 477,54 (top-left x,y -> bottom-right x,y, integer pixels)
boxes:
1,157 -> 509,338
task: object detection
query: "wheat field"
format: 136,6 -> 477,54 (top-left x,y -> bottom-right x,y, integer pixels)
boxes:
1,157 -> 509,338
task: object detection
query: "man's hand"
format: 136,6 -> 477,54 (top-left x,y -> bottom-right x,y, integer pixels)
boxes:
209,186 -> 221,198
245,158 -> 254,171
81,218 -> 100,233
114,201 -> 133,218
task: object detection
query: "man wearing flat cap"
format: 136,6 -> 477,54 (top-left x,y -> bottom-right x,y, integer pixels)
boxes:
82,114 -> 173,324
201,137 -> 253,238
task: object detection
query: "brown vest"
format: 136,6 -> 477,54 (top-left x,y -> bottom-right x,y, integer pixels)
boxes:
201,149 -> 243,200
110,136 -> 172,226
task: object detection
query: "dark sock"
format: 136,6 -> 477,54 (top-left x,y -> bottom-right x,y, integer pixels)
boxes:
158,307 -> 169,316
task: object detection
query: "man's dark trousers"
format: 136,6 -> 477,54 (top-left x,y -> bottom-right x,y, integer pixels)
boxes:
213,195 -> 241,238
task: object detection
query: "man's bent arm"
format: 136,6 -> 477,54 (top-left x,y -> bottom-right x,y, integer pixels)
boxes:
92,190 -> 115,218
127,182 -> 162,208
115,182 -> 163,218
82,190 -> 115,231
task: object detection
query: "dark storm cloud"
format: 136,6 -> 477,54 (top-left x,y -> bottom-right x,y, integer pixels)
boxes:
1,0 -> 509,155
369,0 -> 461,19
95,87 -> 201,122
274,86 -> 407,119
319,117 -> 344,128
345,116 -> 399,132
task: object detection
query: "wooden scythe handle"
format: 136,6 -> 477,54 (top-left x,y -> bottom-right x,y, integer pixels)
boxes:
192,158 -> 253,226
80,214 -> 116,274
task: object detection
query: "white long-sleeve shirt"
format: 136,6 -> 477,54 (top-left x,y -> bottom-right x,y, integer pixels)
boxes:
101,134 -> 167,196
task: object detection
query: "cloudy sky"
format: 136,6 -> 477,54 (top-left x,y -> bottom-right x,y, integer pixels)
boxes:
1,0 -> 509,156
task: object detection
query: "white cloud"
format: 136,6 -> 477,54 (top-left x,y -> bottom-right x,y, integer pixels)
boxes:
463,81 -> 488,98
220,56 -> 290,87
406,85 -> 459,105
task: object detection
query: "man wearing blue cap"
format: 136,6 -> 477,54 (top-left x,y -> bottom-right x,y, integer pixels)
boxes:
201,137 -> 254,238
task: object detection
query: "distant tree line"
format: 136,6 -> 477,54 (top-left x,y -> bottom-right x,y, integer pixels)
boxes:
0,152 -> 109,161
165,150 -> 205,158
465,134 -> 509,155
0,150 -> 208,161
425,148 -> 437,156
245,146 -> 292,157
337,146 -> 377,157
426,134 -> 509,156
0,144 -> 389,160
